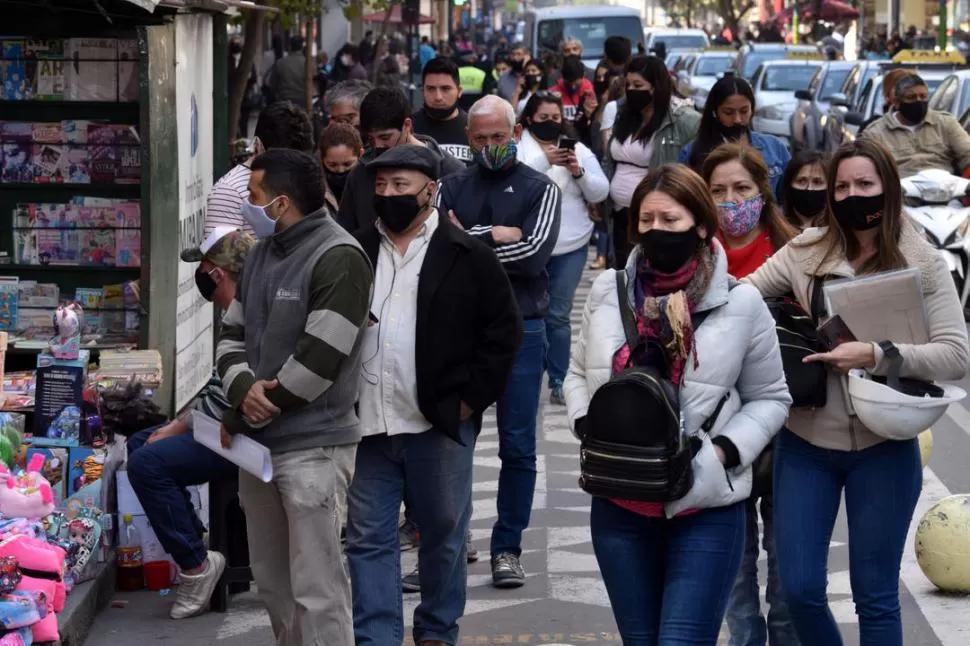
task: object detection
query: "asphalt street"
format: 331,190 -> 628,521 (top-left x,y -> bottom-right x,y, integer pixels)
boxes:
84,257 -> 970,646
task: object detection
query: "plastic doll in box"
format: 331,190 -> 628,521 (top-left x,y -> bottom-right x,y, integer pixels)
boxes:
49,302 -> 81,360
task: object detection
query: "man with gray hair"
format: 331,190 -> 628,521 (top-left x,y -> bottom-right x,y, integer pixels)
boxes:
861,73 -> 970,177
435,94 -> 561,589
326,79 -> 373,131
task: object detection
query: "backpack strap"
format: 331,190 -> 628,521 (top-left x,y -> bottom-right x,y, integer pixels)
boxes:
810,275 -> 827,324
615,270 -> 639,349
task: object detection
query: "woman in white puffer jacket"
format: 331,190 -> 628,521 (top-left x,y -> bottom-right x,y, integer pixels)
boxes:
517,92 -> 610,406
563,164 -> 792,645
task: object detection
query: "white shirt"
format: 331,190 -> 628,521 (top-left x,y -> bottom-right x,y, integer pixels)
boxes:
609,135 -> 654,209
601,100 -> 618,130
358,209 -> 439,437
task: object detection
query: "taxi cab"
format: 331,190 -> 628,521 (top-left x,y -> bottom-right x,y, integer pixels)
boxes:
750,52 -> 825,141
928,69 -> 970,117
684,47 -> 739,110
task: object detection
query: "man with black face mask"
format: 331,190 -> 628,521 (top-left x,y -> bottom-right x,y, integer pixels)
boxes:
410,57 -> 473,164
861,73 -> 970,178
346,144 -> 521,644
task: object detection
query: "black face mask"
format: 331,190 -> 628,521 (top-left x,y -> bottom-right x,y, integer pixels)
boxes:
717,122 -> 748,140
625,89 -> 653,113
529,120 -> 563,142
639,228 -> 702,273
898,100 -> 929,124
832,193 -> 886,231
525,74 -> 542,89
425,102 -> 458,121
326,170 -> 350,200
788,188 -> 827,219
594,79 -> 610,97
195,267 -> 218,302
373,191 -> 428,233
511,60 -> 525,74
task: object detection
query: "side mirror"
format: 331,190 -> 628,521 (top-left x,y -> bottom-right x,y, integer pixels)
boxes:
794,89 -> 813,101
828,92 -> 850,108
844,112 -> 865,126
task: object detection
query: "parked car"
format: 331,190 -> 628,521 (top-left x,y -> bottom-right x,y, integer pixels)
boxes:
928,69 -> 970,116
645,28 -> 710,52
734,42 -> 820,81
789,60 -> 855,153
685,48 -> 738,109
751,57 -> 824,140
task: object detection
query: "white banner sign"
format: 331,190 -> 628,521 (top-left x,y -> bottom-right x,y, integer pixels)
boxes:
174,13 -> 214,411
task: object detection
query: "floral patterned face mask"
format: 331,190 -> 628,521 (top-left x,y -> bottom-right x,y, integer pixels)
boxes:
473,141 -> 518,171
717,194 -> 764,238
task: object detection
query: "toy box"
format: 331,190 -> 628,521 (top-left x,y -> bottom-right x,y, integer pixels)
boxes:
24,447 -> 66,507
32,351 -> 89,447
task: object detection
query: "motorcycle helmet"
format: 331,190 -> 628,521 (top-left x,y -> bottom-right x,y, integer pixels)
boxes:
847,343 -> 965,440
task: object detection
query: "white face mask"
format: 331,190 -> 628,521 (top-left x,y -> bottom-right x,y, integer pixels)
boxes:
241,196 -> 282,239
340,54 -> 353,67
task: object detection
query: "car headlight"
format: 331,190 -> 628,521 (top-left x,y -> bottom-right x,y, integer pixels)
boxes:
756,104 -> 793,120
819,115 -> 828,128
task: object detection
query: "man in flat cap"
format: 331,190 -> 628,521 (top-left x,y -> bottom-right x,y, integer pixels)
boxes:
345,144 -> 522,646
127,226 -> 255,620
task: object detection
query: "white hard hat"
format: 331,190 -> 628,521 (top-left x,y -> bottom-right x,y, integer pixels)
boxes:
848,342 -> 965,440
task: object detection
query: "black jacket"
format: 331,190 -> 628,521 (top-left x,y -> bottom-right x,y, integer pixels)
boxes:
435,162 -> 561,320
355,220 -> 523,443
337,135 -> 466,235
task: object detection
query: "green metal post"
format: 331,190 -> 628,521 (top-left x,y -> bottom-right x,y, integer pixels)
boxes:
939,0 -> 948,50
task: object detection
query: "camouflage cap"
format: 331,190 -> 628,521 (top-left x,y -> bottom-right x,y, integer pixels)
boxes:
180,226 -> 255,274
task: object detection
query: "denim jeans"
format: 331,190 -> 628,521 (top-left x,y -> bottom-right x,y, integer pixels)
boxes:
545,247 -> 588,389
347,422 -> 476,646
726,495 -> 799,646
591,497 -> 746,645
126,426 -> 237,570
773,429 -> 922,646
491,317 -> 547,557
595,220 -> 609,257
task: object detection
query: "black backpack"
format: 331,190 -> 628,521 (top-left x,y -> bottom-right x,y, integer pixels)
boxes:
577,271 -> 730,502
765,277 -> 828,408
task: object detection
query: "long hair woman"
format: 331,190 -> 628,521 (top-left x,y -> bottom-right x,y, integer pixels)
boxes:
605,55 -> 700,269
565,164 -> 791,644
680,75 -> 790,200
744,139 -> 970,646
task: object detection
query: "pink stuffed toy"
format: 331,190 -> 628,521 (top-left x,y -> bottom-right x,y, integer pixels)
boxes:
0,455 -> 55,520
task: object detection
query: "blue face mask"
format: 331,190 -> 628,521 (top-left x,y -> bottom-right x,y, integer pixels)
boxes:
241,196 -> 282,239
473,141 -> 518,171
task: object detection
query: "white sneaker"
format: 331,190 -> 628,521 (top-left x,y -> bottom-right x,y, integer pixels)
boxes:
170,550 -> 226,619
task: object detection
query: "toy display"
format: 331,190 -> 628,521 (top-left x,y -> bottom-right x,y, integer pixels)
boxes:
49,302 -> 81,360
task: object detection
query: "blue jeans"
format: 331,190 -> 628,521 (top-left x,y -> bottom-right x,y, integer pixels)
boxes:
346,422 -> 476,646
773,429 -> 922,646
545,247 -> 588,389
126,426 -> 237,570
726,495 -> 799,646
595,220 -> 609,257
591,497 -> 746,645
491,317 -> 547,557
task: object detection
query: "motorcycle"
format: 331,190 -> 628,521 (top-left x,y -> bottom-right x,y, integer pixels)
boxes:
901,169 -> 970,315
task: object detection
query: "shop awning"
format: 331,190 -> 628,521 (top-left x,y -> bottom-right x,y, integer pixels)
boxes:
362,5 -> 435,24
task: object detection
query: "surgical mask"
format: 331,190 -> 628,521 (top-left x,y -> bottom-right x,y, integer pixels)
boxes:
241,196 -> 282,239
473,141 -> 518,171
373,190 -> 429,233
898,100 -> 928,124
788,188 -> 827,219
625,89 -> 653,113
717,194 -> 764,238
529,120 -> 563,142
717,121 -> 749,140
194,267 -> 218,302
340,54 -> 353,66
638,228 -> 701,273
832,193 -> 885,231
425,102 -> 458,121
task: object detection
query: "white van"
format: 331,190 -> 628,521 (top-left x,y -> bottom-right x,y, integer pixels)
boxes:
644,28 -> 710,53
522,5 -> 645,69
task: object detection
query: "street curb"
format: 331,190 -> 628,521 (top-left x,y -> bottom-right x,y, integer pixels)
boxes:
58,554 -> 117,646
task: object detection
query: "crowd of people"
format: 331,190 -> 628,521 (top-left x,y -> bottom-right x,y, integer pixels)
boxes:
123,27 -> 970,646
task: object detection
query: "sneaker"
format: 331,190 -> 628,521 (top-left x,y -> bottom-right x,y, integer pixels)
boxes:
402,565 -> 420,593
466,531 -> 479,563
589,256 -> 607,270
170,550 -> 226,619
491,552 -> 525,588
549,385 -> 565,406
399,518 -> 419,551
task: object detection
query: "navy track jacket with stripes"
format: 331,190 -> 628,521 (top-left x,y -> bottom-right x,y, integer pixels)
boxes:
435,161 -> 562,320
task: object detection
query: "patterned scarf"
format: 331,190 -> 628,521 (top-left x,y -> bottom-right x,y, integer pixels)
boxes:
617,244 -> 715,386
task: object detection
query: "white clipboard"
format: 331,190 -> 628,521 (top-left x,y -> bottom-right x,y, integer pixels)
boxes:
822,267 -> 929,345
191,410 -> 273,483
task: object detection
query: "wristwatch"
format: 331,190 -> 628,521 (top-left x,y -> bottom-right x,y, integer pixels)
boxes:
572,168 -> 585,179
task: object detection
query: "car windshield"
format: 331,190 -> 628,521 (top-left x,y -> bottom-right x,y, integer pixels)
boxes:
820,68 -> 852,99
742,49 -> 816,78
695,55 -> 735,76
653,34 -> 708,50
539,17 -> 644,57
761,65 -> 821,91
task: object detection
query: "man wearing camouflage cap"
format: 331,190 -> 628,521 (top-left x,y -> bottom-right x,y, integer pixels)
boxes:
126,226 -> 255,620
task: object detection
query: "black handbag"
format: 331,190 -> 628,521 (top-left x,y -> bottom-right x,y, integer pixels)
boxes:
765,276 -> 829,408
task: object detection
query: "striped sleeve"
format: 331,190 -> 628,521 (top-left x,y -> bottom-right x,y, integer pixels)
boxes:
203,165 -> 255,237
492,182 -> 561,277
215,280 -> 255,409
265,245 -> 374,412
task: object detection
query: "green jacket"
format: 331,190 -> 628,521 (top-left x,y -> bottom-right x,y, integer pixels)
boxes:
605,99 -> 701,178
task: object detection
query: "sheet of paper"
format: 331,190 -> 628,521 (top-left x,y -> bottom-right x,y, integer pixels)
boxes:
823,268 -> 929,346
191,410 -> 273,483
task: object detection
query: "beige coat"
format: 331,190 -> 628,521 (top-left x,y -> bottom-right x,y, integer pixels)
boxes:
861,109 -> 970,178
743,224 -> 969,452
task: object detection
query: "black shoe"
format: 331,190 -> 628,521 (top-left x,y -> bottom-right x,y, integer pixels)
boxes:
491,552 -> 525,588
401,565 -> 420,593
466,531 -> 479,563
399,519 -> 419,551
